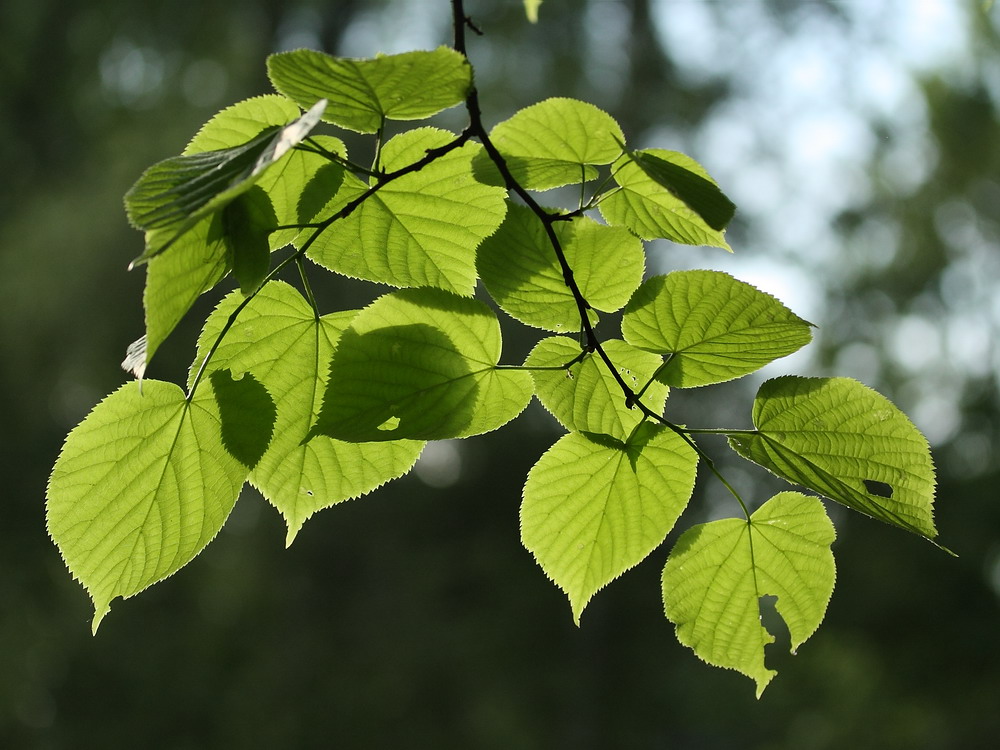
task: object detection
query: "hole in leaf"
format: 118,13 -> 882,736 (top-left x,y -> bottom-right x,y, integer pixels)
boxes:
377,416 -> 401,431
863,479 -> 893,498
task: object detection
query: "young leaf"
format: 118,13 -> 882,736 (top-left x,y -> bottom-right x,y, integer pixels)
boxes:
600,150 -> 732,250
314,287 -> 533,441
728,376 -> 938,540
126,99 -> 326,263
477,204 -> 644,330
305,128 -> 507,295
45,380 -> 264,632
521,423 -> 698,623
190,282 -> 423,544
473,98 -> 625,190
621,270 -> 813,387
662,492 -> 836,697
267,47 -> 472,134
525,337 -> 668,439
181,94 -> 349,251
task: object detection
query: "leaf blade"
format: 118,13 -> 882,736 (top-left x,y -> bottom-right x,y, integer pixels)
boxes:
728,376 -> 938,540
662,492 -> 836,697
621,270 -> 813,387
521,424 -> 698,622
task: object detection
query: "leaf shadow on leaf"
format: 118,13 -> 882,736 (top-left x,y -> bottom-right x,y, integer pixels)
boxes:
313,324 -> 478,441
297,163 -> 345,224
209,369 -> 277,468
470,149 -> 506,186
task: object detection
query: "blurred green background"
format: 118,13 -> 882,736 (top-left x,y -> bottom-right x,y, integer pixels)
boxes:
2,0 -> 999,747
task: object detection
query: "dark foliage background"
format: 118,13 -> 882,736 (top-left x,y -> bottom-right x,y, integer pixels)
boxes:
2,1 -> 998,747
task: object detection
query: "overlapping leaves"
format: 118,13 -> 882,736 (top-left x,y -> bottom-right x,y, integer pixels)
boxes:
51,29 -> 944,699
314,287 -> 533,441
191,282 -> 423,544
477,204 -> 644,330
306,128 -> 507,295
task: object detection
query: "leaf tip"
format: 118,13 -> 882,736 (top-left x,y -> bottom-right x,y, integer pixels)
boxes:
91,602 -> 111,635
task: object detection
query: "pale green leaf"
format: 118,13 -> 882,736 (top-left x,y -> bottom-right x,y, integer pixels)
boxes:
45,380 -> 258,631
267,47 -> 471,133
600,150 -> 731,250
728,376 -> 938,540
477,204 -> 644,330
190,282 -> 423,544
306,128 -> 507,295
525,337 -> 667,439
314,287 -> 533,441
524,0 -> 543,22
621,271 -> 813,387
662,492 -> 836,697
521,423 -> 698,622
474,98 -> 625,190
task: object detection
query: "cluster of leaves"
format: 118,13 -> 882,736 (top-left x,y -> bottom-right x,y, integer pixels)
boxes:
46,3 -> 941,696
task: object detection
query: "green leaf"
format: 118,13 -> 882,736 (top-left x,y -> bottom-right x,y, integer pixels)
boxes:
600,150 -> 731,250
626,149 -> 736,231
267,47 -> 472,134
621,271 -> 813,387
222,186 -> 277,295
306,128 -> 507,295
143,213 -> 229,366
524,0 -> 543,22
190,282 -> 423,544
525,337 -> 668,439
183,96 -> 348,249
314,287 -> 533,441
126,99 -> 326,263
474,98 -> 625,190
477,204 -> 644,330
662,492 -> 836,697
45,380 -> 256,632
728,376 -> 938,540
521,423 -> 698,623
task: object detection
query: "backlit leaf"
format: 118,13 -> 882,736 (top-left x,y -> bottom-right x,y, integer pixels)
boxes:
191,282 -> 423,544
125,99 -> 326,263
627,149 -> 736,231
477,204 -> 644,330
306,128 -> 507,295
521,423 -> 698,622
268,47 -> 471,133
525,337 -> 667,439
314,287 -> 533,441
46,380 -> 259,631
728,377 -> 938,540
474,98 -> 625,190
600,150 -> 731,250
621,270 -> 813,387
662,492 -> 836,697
